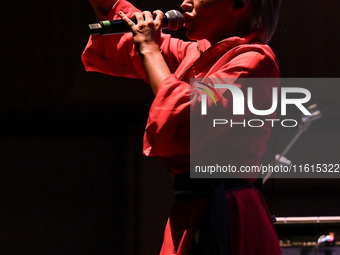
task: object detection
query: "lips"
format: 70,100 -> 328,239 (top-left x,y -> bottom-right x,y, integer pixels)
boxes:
182,13 -> 194,28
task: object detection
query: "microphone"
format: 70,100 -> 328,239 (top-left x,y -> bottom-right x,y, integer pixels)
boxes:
88,10 -> 183,35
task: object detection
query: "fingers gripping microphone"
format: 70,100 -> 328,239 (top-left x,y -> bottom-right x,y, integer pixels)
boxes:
88,10 -> 183,35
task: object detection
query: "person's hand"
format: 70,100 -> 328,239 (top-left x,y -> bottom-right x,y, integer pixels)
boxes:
119,10 -> 164,55
119,10 -> 170,94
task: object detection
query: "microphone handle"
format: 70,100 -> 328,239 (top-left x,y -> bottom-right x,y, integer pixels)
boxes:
89,15 -> 169,35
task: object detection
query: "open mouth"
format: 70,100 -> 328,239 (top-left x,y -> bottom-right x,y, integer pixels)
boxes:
182,13 -> 194,28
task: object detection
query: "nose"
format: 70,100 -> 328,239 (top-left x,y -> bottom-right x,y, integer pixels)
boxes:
181,0 -> 193,11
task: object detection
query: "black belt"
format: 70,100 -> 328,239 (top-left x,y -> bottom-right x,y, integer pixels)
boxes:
174,172 -> 255,255
174,172 -> 254,201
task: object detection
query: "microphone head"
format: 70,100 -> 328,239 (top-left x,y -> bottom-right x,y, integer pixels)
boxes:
164,10 -> 184,31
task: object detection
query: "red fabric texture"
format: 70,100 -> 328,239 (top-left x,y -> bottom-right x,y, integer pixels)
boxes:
227,188 -> 281,255
81,1 -> 282,254
160,188 -> 281,255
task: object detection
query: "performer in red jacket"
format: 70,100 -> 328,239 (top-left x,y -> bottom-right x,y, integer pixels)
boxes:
82,0 -> 282,254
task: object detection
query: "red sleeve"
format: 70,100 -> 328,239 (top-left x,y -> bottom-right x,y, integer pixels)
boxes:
143,45 -> 279,157
81,0 -> 194,83
81,0 -> 148,82
143,74 -> 191,157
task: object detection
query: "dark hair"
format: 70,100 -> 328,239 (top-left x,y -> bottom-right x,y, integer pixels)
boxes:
246,0 -> 281,43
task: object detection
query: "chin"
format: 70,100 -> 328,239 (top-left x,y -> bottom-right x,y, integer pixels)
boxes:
186,29 -> 203,41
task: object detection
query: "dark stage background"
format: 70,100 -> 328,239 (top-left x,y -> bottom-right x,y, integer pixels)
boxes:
1,0 -> 340,254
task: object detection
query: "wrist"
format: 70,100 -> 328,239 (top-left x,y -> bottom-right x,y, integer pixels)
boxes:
138,42 -> 161,57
